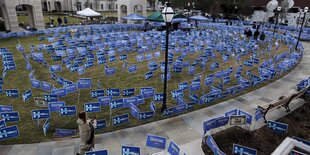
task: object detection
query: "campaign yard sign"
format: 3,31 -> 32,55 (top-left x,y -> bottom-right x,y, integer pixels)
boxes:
110,99 -> 124,110
154,93 -> 164,102
31,79 -> 41,89
32,109 -> 50,120
96,119 -> 107,130
233,144 -> 257,155
0,105 -> 13,113
49,64 -> 62,72
225,109 -> 239,117
22,89 -> 32,102
122,146 -> 140,155
77,78 -> 92,89
168,141 -> 180,155
107,88 -> 120,97
267,120 -> 288,134
0,112 -> 20,122
59,106 -> 77,116
205,135 -> 226,155
139,111 -> 154,120
91,90 -> 105,98
0,119 -> 6,129
128,65 -> 137,73
214,117 -> 229,128
146,134 -> 167,150
44,94 -> 58,102
54,128 -> 77,137
42,118 -> 50,136
48,101 -> 65,113
123,88 -> 135,97
41,81 -> 51,92
140,87 -> 154,99
84,102 -> 101,113
112,113 -> 129,126
98,96 -> 112,107
0,125 -> 20,141
5,89 -> 19,98
85,149 -> 108,155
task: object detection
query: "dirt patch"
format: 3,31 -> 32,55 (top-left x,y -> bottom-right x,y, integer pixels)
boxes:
202,101 -> 310,155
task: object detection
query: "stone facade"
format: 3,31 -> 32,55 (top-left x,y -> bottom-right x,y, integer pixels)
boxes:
0,0 -> 45,32
117,0 -> 147,23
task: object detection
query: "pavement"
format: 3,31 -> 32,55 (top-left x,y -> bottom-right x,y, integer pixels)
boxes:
0,42 -> 310,155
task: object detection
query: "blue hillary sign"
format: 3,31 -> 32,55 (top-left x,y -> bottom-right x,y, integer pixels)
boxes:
146,134 -> 167,150
189,93 -> 199,103
203,118 -> 217,134
105,67 -> 116,76
31,79 -> 41,89
122,146 -> 140,155
139,111 -> 154,120
48,101 -> 65,113
98,96 -> 112,106
0,125 -> 20,141
122,88 -> 135,97
43,118 -> 50,136
179,82 -> 189,90
5,89 -> 19,97
110,99 -> 124,110
168,141 -> 180,155
107,88 -> 120,96
59,106 -> 77,116
77,78 -> 92,89
225,109 -> 239,117
205,135 -> 225,155
32,109 -> 50,120
91,90 -> 105,98
0,112 -> 20,122
154,93 -> 164,102
120,54 -> 127,60
22,89 -> 32,102
55,128 -> 77,137
85,149 -> 108,155
128,65 -> 137,73
84,102 -> 101,113
123,97 -> 138,107
162,107 -> 174,117
51,88 -> 66,97
255,108 -> 263,121
96,119 -> 107,129
42,81 -> 51,92
214,117 -> 229,128
0,119 -> 6,129
190,83 -> 200,92
130,103 -> 140,119
267,120 -> 288,134
233,144 -> 257,155
78,66 -> 85,75
136,95 -> 145,104
171,89 -> 184,98
112,113 -> 129,126
140,87 -> 154,99
44,94 -> 58,102
65,83 -> 78,94
49,64 -> 62,72
0,105 -> 13,113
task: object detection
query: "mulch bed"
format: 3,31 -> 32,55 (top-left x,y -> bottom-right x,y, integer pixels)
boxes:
202,101 -> 310,155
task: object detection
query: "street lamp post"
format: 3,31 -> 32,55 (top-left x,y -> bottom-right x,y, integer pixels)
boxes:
161,1 -> 175,113
296,8 -> 302,31
296,7 -> 309,50
273,6 -> 281,38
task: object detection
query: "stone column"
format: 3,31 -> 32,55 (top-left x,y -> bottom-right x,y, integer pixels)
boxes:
117,3 -> 122,23
26,5 -> 35,29
6,4 -> 20,32
0,5 -> 11,31
33,5 -> 45,30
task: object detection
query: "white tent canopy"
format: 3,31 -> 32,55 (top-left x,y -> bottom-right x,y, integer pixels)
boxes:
77,8 -> 101,17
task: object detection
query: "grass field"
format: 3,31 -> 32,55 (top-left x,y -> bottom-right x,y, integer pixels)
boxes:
0,27 -> 297,145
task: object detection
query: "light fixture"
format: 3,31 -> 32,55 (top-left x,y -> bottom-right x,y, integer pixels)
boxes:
277,6 -> 281,11
162,2 -> 175,23
304,6 -> 309,13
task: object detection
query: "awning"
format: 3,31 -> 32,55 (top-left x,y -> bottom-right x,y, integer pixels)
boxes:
77,8 -> 101,17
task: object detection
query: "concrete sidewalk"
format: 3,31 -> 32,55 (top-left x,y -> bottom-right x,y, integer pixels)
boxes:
1,42 -> 310,155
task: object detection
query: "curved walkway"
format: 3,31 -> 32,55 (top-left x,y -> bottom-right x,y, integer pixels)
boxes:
1,42 -> 310,155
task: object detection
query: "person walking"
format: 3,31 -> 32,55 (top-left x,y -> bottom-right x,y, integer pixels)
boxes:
254,29 -> 260,40
57,17 -> 62,26
76,111 -> 96,155
260,31 -> 266,41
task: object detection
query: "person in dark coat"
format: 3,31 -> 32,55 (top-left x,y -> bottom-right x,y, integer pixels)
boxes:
260,32 -> 266,41
254,30 -> 260,40
57,17 -> 62,26
246,29 -> 252,37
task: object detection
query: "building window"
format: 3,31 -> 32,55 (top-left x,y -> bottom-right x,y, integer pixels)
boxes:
116,4 -> 118,10
101,4 -> 104,10
109,4 -> 111,10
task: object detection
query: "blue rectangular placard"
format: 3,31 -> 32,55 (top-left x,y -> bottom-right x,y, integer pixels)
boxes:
167,140 -> 180,155
0,105 -> 13,113
49,64 -> 62,72
189,93 -> 199,103
98,96 -> 112,107
139,111 -> 154,120
162,107 -> 174,117
31,79 -> 41,89
43,118 -> 50,136
105,67 -> 116,76
65,83 -> 78,94
41,81 -> 51,92
140,87 -> 154,99
146,134 -> 167,150
154,93 -> 164,102
122,88 -> 135,97
32,109 -> 50,120
130,103 -> 140,119
5,89 -> 19,98
171,89 -> 184,98
136,95 -> 145,104
90,90 -> 105,98
77,78 -> 92,89
44,94 -> 58,102
22,89 -> 32,102
122,146 -> 140,155
0,111 -> 20,122
85,149 -> 108,155
225,109 -> 239,117
292,136 -> 310,146
84,102 -> 101,113
51,88 -> 66,98
107,88 -> 120,97
233,144 -> 257,155
190,83 -> 200,92
178,82 -> 189,90
128,65 -> 137,73
112,113 -> 129,126
214,117 -> 229,128
55,128 -> 77,137
124,97 -> 138,107
96,119 -> 107,129
59,106 -> 77,116
0,125 -> 19,141
267,120 -> 288,134
110,99 -> 124,110
48,101 -> 65,113
205,135 -> 226,155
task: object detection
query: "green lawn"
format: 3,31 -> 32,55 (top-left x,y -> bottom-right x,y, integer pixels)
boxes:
0,28 -> 297,145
